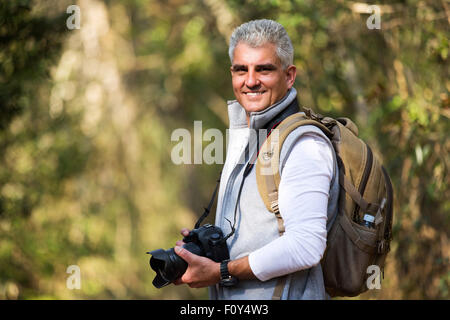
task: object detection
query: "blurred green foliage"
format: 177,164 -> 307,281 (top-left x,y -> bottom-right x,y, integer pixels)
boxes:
0,0 -> 448,299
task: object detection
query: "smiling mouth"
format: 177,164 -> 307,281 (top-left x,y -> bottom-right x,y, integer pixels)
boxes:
244,91 -> 266,96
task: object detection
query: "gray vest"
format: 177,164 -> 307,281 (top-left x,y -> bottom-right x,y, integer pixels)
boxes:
209,89 -> 339,300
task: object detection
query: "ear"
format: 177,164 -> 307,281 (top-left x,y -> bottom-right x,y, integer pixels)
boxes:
285,65 -> 297,89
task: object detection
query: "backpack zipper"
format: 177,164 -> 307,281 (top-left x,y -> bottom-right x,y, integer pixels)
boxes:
353,144 -> 373,223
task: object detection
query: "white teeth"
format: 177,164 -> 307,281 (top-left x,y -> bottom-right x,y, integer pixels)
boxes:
246,92 -> 263,96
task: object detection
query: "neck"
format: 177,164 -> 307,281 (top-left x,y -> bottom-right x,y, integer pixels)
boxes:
246,99 -> 299,128
262,97 -> 299,131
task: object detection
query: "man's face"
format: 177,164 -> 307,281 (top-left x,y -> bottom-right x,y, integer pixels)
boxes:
230,42 -> 296,115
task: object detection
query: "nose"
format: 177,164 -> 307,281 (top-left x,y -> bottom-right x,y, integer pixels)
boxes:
245,69 -> 260,89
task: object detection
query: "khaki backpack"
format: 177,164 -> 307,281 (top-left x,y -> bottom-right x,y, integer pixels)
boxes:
255,107 -> 394,298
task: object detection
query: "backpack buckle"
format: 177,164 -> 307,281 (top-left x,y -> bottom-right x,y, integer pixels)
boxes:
270,200 -> 279,213
262,150 -> 274,161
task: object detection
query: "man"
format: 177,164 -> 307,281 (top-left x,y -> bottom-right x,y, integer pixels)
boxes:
174,19 -> 339,299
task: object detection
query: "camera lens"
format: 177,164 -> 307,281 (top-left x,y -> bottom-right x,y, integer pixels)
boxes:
148,242 -> 203,288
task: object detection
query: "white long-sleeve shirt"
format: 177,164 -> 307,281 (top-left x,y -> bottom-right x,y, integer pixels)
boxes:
248,133 -> 334,281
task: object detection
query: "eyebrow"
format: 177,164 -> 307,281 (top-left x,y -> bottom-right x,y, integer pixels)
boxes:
231,64 -> 247,71
231,63 -> 278,71
255,63 -> 277,71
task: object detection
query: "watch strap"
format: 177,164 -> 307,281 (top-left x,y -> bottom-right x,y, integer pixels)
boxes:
220,259 -> 231,279
219,259 -> 238,287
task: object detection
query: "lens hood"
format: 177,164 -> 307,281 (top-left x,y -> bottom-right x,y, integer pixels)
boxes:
148,248 -> 188,288
148,249 -> 172,288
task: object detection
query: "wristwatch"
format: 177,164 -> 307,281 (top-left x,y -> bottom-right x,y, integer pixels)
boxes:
219,259 -> 239,287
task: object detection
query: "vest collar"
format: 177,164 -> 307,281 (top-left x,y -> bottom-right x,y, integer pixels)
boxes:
226,88 -> 299,130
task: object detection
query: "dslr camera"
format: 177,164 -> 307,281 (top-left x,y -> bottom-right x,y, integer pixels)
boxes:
148,224 -> 230,288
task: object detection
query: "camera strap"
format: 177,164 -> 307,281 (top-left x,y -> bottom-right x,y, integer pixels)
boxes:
221,168 -> 247,242
194,173 -> 222,229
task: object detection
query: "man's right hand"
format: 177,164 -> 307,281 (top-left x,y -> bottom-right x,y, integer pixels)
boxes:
174,227 -> 223,288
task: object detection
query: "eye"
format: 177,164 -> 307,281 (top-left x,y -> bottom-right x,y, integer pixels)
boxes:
231,64 -> 247,74
233,66 -> 247,74
256,65 -> 276,73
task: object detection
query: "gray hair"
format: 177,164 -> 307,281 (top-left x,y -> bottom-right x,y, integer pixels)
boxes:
228,19 -> 294,69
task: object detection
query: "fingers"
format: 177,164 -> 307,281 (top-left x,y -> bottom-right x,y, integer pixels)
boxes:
176,228 -> 190,247
180,228 -> 191,237
175,240 -> 185,247
174,246 -> 194,264
174,246 -> 198,287
172,247 -> 219,288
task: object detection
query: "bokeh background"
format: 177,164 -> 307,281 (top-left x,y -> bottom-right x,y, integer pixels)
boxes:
0,0 -> 448,300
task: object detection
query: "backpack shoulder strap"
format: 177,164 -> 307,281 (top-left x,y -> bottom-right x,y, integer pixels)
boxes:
255,112 -> 334,301
255,112 -> 333,217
